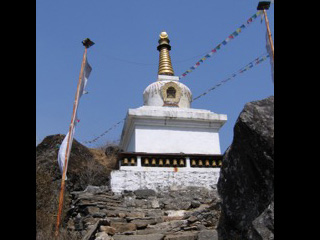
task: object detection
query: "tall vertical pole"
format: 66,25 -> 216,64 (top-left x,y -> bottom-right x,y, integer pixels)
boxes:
263,9 -> 274,62
54,46 -> 88,238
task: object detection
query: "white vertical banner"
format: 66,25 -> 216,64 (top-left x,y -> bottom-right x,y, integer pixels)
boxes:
57,127 -> 76,180
79,56 -> 92,98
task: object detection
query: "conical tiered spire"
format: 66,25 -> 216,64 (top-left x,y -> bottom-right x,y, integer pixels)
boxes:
157,31 -> 174,76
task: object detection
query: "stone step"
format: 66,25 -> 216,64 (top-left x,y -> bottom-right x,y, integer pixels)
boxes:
164,231 -> 199,240
75,196 -> 123,204
112,233 -> 165,240
145,220 -> 189,233
129,218 -> 162,229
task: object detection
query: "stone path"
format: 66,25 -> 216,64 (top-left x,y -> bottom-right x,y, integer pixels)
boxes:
66,186 -> 220,240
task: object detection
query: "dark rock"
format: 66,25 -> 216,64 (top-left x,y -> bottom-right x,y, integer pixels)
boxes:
217,96 -> 274,240
105,145 -> 121,156
187,216 -> 198,223
190,201 -> 200,209
36,134 -> 110,192
252,200 -> 274,240
134,189 -> 156,199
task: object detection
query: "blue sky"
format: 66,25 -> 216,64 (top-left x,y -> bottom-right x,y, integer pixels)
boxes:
36,0 -> 274,153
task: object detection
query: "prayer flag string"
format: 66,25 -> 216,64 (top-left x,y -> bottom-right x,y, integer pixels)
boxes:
82,118 -> 125,144
180,11 -> 263,79
192,53 -> 269,102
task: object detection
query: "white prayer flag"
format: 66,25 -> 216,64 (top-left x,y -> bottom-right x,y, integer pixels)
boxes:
57,127 -> 75,180
79,56 -> 92,98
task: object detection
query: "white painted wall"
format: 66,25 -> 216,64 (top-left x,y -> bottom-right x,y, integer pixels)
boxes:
127,130 -> 135,152
120,106 -> 227,154
135,124 -> 221,154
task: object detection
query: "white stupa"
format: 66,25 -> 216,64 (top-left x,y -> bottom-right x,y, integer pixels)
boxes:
111,32 -> 227,193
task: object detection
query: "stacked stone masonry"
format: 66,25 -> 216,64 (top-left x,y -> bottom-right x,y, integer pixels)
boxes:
66,186 -> 220,240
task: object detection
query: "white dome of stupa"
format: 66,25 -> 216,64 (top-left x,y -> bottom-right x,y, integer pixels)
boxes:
143,76 -> 192,108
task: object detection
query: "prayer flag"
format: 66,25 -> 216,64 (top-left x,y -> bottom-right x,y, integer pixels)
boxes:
57,128 -> 75,180
79,56 -> 92,98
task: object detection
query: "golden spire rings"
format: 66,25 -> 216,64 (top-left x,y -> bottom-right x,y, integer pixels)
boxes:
157,31 -> 174,76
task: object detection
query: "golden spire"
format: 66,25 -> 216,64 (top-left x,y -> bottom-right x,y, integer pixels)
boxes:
157,31 -> 174,76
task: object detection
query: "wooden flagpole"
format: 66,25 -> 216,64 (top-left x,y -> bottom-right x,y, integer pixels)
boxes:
263,9 -> 274,62
55,38 -> 94,238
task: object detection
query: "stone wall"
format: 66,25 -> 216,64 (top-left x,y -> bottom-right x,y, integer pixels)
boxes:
66,186 -> 221,240
110,169 -> 220,193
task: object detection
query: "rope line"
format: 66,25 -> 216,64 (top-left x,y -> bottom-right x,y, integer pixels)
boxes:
192,53 -> 269,102
180,10 -> 263,79
82,118 -> 125,144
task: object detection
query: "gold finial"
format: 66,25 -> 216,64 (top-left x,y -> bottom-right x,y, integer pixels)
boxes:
160,31 -> 168,39
157,31 -> 174,76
